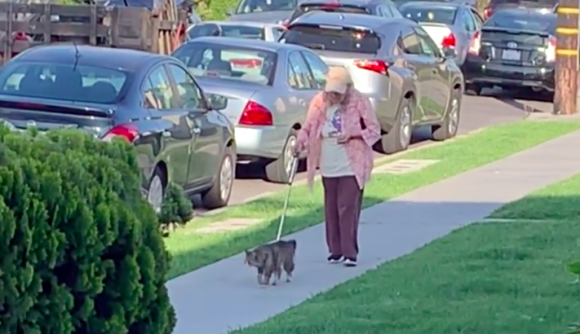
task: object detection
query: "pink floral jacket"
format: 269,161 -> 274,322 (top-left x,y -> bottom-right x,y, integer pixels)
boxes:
297,89 -> 381,190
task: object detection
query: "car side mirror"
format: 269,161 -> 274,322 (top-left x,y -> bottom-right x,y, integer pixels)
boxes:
208,94 -> 228,111
442,47 -> 456,59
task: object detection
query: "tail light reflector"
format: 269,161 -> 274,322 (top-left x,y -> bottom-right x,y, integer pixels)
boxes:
546,35 -> 556,62
102,124 -> 139,143
468,31 -> 481,55
441,33 -> 456,48
353,59 -> 388,75
240,101 -> 273,126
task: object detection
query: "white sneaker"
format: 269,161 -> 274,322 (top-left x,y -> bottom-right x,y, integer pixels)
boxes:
327,255 -> 344,264
344,258 -> 357,267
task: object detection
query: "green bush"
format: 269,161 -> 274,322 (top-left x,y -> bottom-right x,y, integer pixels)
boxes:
159,182 -> 194,233
0,126 -> 175,334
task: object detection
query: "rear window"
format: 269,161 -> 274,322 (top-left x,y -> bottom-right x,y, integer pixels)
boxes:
172,42 -> 277,86
188,24 -> 265,40
235,0 -> 297,14
289,4 -> 368,22
485,11 -> 556,34
281,25 -> 381,54
0,62 -> 127,104
399,6 -> 457,25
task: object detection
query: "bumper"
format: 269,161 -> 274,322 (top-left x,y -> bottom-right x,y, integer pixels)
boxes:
462,55 -> 554,91
235,125 -> 287,162
365,94 -> 395,133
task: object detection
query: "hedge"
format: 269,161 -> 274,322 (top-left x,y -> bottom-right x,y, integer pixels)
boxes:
0,126 -> 175,334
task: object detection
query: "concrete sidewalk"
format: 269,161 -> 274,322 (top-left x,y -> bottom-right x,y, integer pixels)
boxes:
167,130 -> 580,334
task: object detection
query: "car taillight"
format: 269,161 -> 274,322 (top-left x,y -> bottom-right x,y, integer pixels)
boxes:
322,2 -> 340,7
483,7 -> 492,19
353,59 -> 388,75
14,32 -> 28,41
239,101 -> 273,126
546,35 -> 556,62
468,31 -> 481,55
102,124 -> 139,143
441,33 -> 456,48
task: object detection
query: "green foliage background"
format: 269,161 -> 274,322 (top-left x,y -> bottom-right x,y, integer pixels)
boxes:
0,126 -> 175,334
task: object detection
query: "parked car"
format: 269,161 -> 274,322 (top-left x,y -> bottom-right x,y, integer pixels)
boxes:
287,0 -> 402,26
482,0 -> 556,20
226,0 -> 300,23
0,45 -> 236,211
187,21 -> 285,41
280,12 -> 464,153
172,37 -> 328,183
399,1 -> 483,65
462,8 -> 556,95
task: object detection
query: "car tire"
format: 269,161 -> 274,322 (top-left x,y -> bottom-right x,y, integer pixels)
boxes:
466,84 -> 482,96
375,97 -> 413,154
432,88 -> 462,141
202,146 -> 235,210
146,166 -> 167,214
265,129 -> 298,184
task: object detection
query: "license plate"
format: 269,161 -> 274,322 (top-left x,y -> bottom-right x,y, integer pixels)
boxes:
502,49 -> 521,61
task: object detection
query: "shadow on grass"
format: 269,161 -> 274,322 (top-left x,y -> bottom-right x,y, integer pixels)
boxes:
166,195 -> 580,334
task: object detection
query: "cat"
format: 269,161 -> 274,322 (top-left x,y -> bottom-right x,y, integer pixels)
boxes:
244,239 -> 296,286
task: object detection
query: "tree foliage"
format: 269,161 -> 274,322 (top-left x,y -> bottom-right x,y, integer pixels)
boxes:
0,126 -> 175,334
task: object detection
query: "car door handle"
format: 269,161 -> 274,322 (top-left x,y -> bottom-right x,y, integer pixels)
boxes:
162,131 -> 171,137
192,127 -> 201,134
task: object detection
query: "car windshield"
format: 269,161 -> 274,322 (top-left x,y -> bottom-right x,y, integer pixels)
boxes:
235,0 -> 297,14
485,11 -> 556,34
400,6 -> 457,25
188,24 -> 265,40
281,25 -> 381,54
0,62 -> 127,104
172,43 -> 277,85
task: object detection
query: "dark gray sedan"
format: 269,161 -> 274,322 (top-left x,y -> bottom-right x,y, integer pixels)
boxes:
0,45 -> 236,211
172,37 -> 329,183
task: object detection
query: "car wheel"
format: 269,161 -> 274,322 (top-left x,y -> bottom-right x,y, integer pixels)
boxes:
375,98 -> 412,154
432,88 -> 462,141
147,167 -> 167,214
265,129 -> 297,184
202,146 -> 235,210
466,84 -> 482,96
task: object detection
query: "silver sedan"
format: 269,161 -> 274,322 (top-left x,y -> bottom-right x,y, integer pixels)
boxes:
187,21 -> 286,42
172,37 -> 330,183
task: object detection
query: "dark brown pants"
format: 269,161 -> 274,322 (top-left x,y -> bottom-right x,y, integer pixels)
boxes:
322,176 -> 363,260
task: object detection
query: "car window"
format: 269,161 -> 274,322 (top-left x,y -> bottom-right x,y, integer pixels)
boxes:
187,23 -> 221,40
166,64 -> 205,110
470,8 -> 484,27
282,25 -> 381,54
271,27 -> 284,41
399,27 -> 423,55
143,66 -> 175,110
301,51 -> 328,89
415,27 -> 442,57
287,52 -> 313,89
235,0 -> 297,14
172,42 -> 278,86
460,9 -> 477,31
386,3 -> 403,18
400,5 -> 458,25
289,4 -> 368,22
0,62 -> 126,104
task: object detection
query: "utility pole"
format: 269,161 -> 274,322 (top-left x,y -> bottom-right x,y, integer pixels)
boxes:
553,0 -> 579,115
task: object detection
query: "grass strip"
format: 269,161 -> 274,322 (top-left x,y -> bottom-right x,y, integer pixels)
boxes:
230,172 -> 580,334
165,120 -> 580,279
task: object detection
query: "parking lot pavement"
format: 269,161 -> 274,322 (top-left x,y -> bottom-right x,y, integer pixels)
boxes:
194,91 -> 539,212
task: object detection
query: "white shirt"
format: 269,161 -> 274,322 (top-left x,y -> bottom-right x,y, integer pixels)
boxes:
320,105 -> 354,177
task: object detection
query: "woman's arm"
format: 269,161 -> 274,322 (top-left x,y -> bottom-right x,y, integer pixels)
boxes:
350,92 -> 381,146
296,92 -> 324,151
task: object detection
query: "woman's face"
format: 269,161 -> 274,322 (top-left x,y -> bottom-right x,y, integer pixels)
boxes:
325,91 -> 346,105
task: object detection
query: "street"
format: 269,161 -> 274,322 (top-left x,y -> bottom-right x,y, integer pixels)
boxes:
194,89 -> 553,212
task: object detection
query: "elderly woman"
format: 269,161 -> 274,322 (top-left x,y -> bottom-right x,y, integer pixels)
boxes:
294,66 -> 381,267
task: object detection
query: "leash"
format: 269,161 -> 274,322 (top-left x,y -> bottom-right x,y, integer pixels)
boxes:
275,156 -> 299,241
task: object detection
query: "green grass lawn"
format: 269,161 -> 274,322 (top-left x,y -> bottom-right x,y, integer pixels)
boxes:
164,120 -> 580,280
229,173 -> 580,334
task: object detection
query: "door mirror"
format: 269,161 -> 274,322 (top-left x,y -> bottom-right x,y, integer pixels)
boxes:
208,94 -> 228,111
442,47 -> 456,59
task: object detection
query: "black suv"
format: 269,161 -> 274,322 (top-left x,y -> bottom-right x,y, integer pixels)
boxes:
287,0 -> 402,25
483,0 -> 556,19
